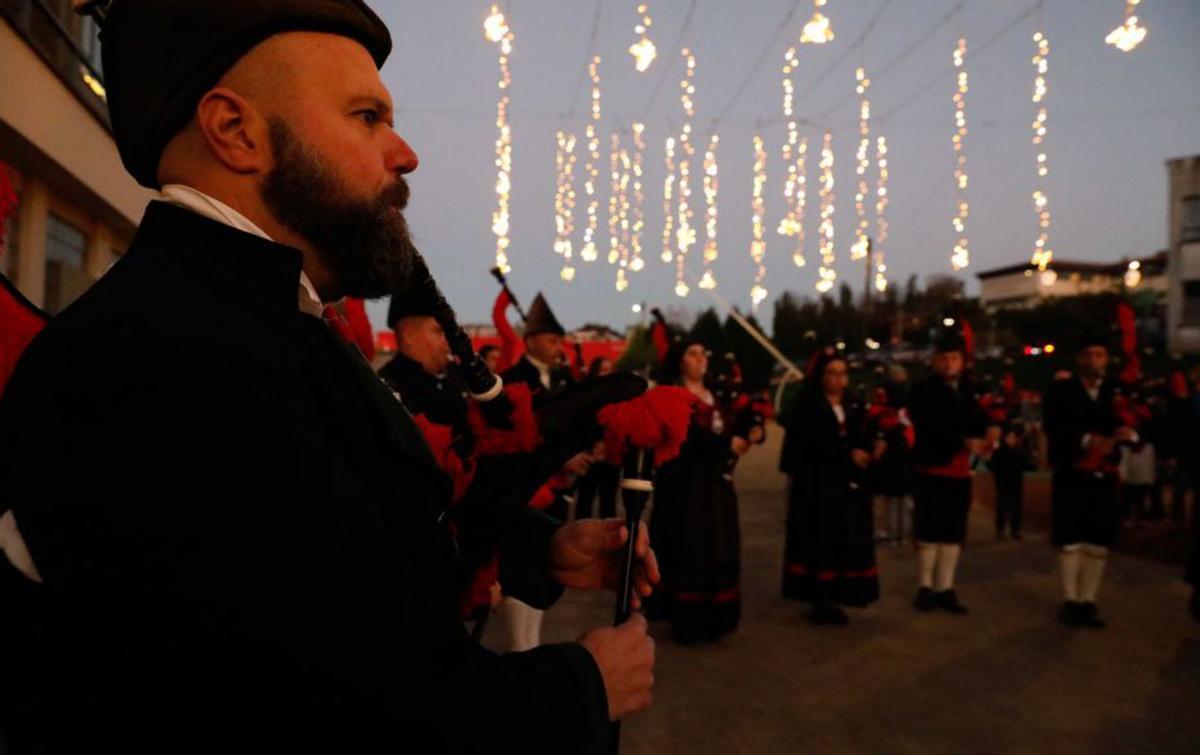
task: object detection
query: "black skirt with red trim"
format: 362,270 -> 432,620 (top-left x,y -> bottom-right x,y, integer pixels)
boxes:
782,477 -> 880,608
646,427 -> 742,643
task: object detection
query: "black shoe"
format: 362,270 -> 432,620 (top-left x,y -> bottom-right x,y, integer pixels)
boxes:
809,604 -> 849,626
1079,602 -> 1107,629
934,589 -> 969,615
914,587 -> 936,612
1058,600 -> 1084,627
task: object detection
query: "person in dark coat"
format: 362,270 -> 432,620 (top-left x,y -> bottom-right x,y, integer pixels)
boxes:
0,4 -> 657,752
1043,331 -> 1137,629
989,421 -> 1035,540
780,350 -> 880,625
647,338 -> 759,643
908,325 -> 994,615
576,358 -> 621,520
502,292 -> 576,401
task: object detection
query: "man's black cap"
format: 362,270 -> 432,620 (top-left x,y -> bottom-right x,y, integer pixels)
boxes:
98,0 -> 391,188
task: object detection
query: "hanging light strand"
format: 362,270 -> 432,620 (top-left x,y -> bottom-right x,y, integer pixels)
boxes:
851,66 -> 872,262
815,131 -> 836,293
951,37 -> 970,271
661,135 -> 676,264
750,133 -> 769,309
580,55 -> 603,263
608,131 -> 622,267
1106,0 -> 1147,52
629,2 -> 658,72
777,46 -> 805,268
698,133 -> 719,290
1030,31 -> 1052,274
800,0 -> 835,45
673,48 -> 698,298
553,130 -> 579,281
630,122 -> 647,273
873,134 -> 889,292
484,6 -> 514,272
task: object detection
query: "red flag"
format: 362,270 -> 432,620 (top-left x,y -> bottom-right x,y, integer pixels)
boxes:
961,319 -> 976,365
1116,300 -> 1140,383
1,273 -> 47,399
649,309 -> 670,366
491,287 -> 519,372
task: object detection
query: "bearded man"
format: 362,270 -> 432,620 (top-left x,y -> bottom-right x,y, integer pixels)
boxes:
0,2 -> 655,753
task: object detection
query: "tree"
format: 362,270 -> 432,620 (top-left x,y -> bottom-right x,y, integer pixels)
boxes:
722,312 -> 775,392
688,307 -> 727,354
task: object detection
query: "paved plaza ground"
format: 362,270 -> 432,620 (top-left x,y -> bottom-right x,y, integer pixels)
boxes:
489,424 -> 1200,755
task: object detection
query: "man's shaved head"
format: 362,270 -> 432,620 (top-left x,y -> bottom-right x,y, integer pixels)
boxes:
158,31 -> 420,300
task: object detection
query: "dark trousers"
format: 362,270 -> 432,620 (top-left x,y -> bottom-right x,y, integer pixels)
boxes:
576,461 -> 620,520
995,481 -> 1023,536
1122,484 -> 1152,522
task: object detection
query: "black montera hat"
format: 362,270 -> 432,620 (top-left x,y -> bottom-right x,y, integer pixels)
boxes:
933,324 -> 966,354
94,0 -> 391,188
386,281 -> 440,329
524,293 -> 565,337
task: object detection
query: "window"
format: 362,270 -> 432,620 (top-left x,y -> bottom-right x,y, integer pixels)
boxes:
1182,281 -> 1200,327
1184,195 -> 1200,243
44,213 -> 91,314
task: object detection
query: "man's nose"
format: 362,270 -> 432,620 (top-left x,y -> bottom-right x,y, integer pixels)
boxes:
386,131 -> 419,174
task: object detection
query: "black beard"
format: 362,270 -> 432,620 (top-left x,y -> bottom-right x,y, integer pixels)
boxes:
261,117 -> 416,299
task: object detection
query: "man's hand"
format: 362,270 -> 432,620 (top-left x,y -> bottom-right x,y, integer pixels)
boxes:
578,614 -> 656,721
730,437 -> 751,457
1114,426 -> 1138,443
550,519 -> 661,607
1086,435 -> 1117,457
563,451 -> 594,477
851,449 -> 872,469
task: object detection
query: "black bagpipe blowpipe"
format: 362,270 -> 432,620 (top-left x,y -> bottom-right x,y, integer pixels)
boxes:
409,251 -> 504,402
490,266 -> 529,323
609,448 -> 655,754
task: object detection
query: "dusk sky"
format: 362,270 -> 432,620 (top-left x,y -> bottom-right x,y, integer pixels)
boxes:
366,0 -> 1200,334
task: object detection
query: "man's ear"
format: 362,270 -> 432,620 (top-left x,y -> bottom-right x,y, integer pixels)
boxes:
194,87 -> 271,177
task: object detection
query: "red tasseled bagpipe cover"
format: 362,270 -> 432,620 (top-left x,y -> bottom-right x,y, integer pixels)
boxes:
466,382 -> 539,456
1169,370 -> 1189,400
978,393 -> 1010,426
342,296 -> 376,362
491,288 -> 520,373
0,275 -> 46,400
597,386 -> 697,467
409,413 -> 476,504
962,318 -> 976,365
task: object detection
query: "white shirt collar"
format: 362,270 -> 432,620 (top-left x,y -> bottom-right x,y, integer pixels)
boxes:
159,184 -> 323,315
525,354 -> 553,389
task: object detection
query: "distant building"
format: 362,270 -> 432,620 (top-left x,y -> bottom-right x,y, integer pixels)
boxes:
1,2 -> 152,314
1166,155 -> 1200,354
976,252 -> 1167,312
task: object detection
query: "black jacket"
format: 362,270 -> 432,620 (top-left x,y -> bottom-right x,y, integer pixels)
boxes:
1043,376 -> 1119,471
908,374 -> 989,468
0,202 -> 607,754
503,355 -> 575,404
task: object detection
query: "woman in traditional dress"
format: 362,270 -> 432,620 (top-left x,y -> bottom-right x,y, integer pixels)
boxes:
780,350 -> 880,625
648,339 -> 760,643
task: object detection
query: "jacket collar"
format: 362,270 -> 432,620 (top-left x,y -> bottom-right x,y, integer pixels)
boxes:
130,201 -> 311,319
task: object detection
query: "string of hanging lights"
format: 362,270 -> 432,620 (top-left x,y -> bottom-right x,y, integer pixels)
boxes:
800,0 -> 835,45
816,131 -> 836,293
873,134 -> 889,292
629,2 -> 658,72
1106,0 -> 1147,52
483,5 -> 514,273
630,122 -> 648,273
778,45 -> 806,269
661,135 -> 676,264
950,37 -> 970,271
750,133 -> 769,309
1030,30 -> 1054,282
698,133 -> 720,290
580,55 -> 603,263
673,48 -> 698,297
553,130 -> 578,281
608,131 -> 622,267
851,66 -> 872,262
